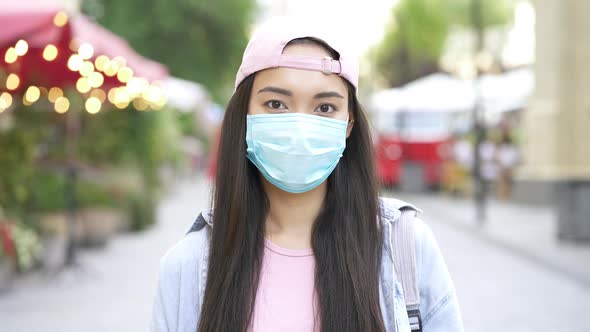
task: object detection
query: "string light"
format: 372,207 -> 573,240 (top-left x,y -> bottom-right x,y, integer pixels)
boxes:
6,74 -> 20,90
15,40 -> 29,56
0,92 -> 13,111
107,88 -> 117,104
67,54 -> 83,71
95,55 -> 110,72
76,77 -> 91,93
79,61 -> 95,77
85,97 -> 101,114
144,85 -> 163,104
126,77 -> 148,97
104,61 -> 120,77
115,101 -> 129,109
117,67 -> 133,83
112,56 -> 127,67
43,44 -> 58,61
48,87 -> 64,103
54,11 -> 68,27
54,96 -> 70,113
90,89 -> 107,103
133,98 -> 149,111
88,72 -> 104,88
5,47 -> 17,64
25,86 -> 41,103
114,87 -> 130,104
78,43 -> 94,60
69,38 -> 79,52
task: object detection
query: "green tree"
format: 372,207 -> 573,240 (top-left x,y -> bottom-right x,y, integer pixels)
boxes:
372,0 -> 515,87
83,0 -> 257,102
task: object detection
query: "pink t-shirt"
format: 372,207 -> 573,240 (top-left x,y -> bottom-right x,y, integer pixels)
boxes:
249,238 -> 318,332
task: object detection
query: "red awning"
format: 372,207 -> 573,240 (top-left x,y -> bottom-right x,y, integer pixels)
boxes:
0,8 -> 63,48
1,6 -> 167,92
71,15 -> 167,81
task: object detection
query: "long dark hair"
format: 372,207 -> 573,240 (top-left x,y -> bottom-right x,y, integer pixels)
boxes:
198,38 -> 384,332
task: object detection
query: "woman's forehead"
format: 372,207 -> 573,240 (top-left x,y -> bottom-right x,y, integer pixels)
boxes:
251,44 -> 348,98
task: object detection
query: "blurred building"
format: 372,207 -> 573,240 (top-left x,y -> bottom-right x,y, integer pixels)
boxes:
518,0 -> 590,240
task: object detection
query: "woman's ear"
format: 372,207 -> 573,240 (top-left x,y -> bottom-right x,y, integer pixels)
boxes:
346,114 -> 355,138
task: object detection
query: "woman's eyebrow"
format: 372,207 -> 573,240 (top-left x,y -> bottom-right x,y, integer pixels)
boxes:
313,91 -> 344,99
257,87 -> 344,99
258,86 -> 292,96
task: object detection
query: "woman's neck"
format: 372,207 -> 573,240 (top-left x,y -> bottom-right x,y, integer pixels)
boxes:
262,177 -> 327,250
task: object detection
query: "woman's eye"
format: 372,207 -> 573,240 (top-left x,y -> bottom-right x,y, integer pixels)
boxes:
315,104 -> 336,113
265,100 -> 286,110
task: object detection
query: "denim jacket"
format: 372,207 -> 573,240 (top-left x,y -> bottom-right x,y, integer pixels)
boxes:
150,197 -> 464,332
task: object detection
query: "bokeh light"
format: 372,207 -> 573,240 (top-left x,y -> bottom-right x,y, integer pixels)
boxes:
54,96 -> 70,113
4,47 -> 17,64
95,55 -> 110,72
6,73 -> 20,90
43,44 -> 58,61
0,92 -> 13,111
48,87 -> 64,103
78,43 -> 94,60
90,89 -> 107,103
79,61 -> 95,77
117,67 -> 133,83
15,40 -> 29,56
53,11 -> 68,27
85,97 -> 102,114
88,72 -> 105,88
76,77 -> 92,93
24,86 -> 41,103
67,54 -> 83,71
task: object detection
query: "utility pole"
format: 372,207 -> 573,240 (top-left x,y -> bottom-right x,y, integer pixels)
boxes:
471,0 -> 487,225
64,107 -> 80,266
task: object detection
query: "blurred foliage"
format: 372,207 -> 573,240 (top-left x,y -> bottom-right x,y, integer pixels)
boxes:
372,0 -> 515,87
77,106 -> 183,192
24,171 -> 121,213
0,105 -> 56,218
0,97 -> 182,233
127,192 -> 157,231
10,222 -> 42,272
83,0 -> 257,102
177,112 -> 197,136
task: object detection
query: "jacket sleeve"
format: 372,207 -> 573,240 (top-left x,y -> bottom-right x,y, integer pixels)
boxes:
150,230 -> 205,332
150,254 -> 178,332
415,218 -> 464,332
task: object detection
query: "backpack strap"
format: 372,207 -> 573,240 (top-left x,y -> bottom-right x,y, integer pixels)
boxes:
392,208 -> 422,332
381,197 -> 422,332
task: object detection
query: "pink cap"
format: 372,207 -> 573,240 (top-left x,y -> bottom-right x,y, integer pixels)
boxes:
235,21 -> 359,91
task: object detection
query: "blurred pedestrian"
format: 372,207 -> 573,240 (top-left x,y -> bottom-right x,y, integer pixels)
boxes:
479,135 -> 498,197
495,132 -> 519,200
151,19 -> 463,332
442,134 -> 473,196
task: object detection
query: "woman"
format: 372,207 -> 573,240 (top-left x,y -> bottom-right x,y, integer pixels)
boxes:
151,21 -> 464,332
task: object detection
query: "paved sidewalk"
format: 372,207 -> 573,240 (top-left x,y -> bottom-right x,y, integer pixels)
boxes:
387,191 -> 590,288
0,176 -> 212,332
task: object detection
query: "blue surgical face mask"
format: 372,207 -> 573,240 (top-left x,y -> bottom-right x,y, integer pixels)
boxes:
246,113 -> 348,194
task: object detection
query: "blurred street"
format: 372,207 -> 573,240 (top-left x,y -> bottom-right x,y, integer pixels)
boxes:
0,176 -> 589,332
393,193 -> 590,332
0,176 -> 211,332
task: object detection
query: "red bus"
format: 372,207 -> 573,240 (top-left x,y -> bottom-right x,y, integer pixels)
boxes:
372,98 -> 460,191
